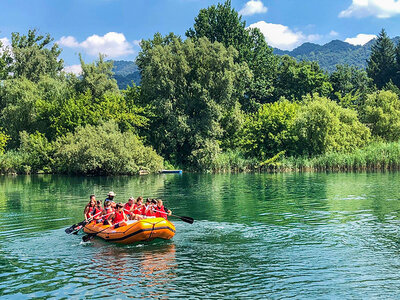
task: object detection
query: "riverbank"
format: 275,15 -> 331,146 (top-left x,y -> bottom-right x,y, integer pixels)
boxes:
2,141 -> 400,175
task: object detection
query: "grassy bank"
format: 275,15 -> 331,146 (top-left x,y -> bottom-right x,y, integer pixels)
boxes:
2,141 -> 400,175
276,141 -> 400,172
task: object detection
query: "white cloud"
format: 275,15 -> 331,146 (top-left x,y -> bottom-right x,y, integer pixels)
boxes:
339,0 -> 400,18
0,37 -> 10,48
329,30 -> 339,37
239,0 -> 267,16
248,21 -> 320,50
345,33 -> 376,45
133,39 -> 141,47
58,32 -> 134,58
58,36 -> 79,48
63,64 -> 82,75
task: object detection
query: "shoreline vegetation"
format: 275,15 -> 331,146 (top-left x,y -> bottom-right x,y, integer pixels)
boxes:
1,1 -> 400,175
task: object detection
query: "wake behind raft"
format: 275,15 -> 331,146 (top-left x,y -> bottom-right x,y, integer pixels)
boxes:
83,218 -> 176,244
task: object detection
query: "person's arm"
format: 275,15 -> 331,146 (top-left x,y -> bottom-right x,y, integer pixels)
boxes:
165,207 -> 172,216
84,206 -> 89,220
107,212 -> 115,224
123,212 -> 128,221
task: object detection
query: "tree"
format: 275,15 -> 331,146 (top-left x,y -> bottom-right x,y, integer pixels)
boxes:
367,29 -> 396,89
185,0 -> 278,110
10,29 -> 64,82
77,54 -> 119,99
363,90 -> 400,141
136,35 -> 251,168
329,65 -> 372,99
273,56 -> 332,101
294,95 -> 370,155
395,42 -> 400,87
241,99 -> 299,160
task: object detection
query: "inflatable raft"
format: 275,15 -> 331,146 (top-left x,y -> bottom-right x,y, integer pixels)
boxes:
83,218 -> 176,244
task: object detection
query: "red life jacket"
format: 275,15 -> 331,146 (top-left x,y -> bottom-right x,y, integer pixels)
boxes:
124,203 -> 133,215
93,207 -> 102,219
155,205 -> 168,219
113,211 -> 125,223
85,205 -> 95,219
103,207 -> 113,219
145,205 -> 156,217
133,204 -> 140,215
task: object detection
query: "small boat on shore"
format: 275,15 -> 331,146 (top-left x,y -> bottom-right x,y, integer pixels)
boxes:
83,218 -> 176,244
161,170 -> 183,174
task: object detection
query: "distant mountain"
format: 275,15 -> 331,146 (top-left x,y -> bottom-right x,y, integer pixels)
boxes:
111,60 -> 141,89
274,37 -> 400,73
110,37 -> 400,89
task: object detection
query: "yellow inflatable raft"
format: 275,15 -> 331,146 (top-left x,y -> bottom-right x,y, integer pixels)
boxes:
83,218 -> 176,244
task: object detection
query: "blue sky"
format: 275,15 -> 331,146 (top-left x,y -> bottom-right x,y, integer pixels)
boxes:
1,0 -> 400,73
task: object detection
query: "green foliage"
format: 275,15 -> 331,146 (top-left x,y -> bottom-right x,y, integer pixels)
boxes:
10,29 -> 64,82
329,64 -> 373,102
293,95 -> 370,155
363,90 -> 400,141
273,56 -> 332,101
19,131 -> 54,172
367,29 -> 396,89
53,121 -> 163,175
241,99 -> 299,160
0,129 -> 9,154
137,35 -> 251,168
185,0 -> 278,109
77,54 -> 119,99
279,141 -> 400,171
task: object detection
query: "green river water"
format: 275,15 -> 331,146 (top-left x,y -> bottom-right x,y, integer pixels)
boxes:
1,172 -> 400,299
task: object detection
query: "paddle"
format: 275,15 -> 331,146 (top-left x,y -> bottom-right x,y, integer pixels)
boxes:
65,211 -> 102,234
82,221 -> 125,242
153,209 -> 194,224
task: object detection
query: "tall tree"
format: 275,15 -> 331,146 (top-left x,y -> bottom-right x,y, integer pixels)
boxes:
137,35 -> 251,168
186,0 -> 278,110
367,29 -> 396,89
395,42 -> 400,88
10,29 -> 64,82
77,54 -> 119,99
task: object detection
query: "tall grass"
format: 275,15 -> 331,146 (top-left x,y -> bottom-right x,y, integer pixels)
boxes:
210,150 -> 258,173
277,141 -> 400,172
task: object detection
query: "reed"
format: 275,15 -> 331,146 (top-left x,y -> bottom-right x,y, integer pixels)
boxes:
277,141 -> 400,172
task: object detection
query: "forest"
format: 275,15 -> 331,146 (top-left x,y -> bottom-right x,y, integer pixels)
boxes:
1,0 -> 400,175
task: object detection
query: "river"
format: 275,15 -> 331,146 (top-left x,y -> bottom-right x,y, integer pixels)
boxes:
1,172 -> 400,298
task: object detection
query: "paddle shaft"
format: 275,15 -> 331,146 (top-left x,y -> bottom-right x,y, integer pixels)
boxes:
153,209 -> 194,224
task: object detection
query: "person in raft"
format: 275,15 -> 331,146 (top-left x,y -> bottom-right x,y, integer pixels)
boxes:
143,198 -> 157,217
134,197 -> 144,215
104,191 -> 115,207
93,200 -> 103,223
123,197 -> 135,218
84,195 -> 96,221
107,203 -> 128,226
124,197 -> 144,220
155,199 -> 172,220
102,200 -> 114,225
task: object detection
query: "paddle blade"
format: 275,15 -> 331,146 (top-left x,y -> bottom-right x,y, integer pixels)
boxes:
65,224 -> 78,234
82,234 -> 94,242
179,216 -> 194,224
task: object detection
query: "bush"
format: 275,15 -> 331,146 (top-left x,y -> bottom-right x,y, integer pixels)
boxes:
19,131 -> 54,172
53,121 -> 163,175
294,94 -> 370,155
241,99 -> 299,160
363,90 -> 400,141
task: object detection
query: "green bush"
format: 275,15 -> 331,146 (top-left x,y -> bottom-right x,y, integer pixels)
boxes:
19,131 -> 54,172
363,90 -> 400,141
294,94 -> 370,155
241,99 -> 299,160
53,121 -> 163,175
